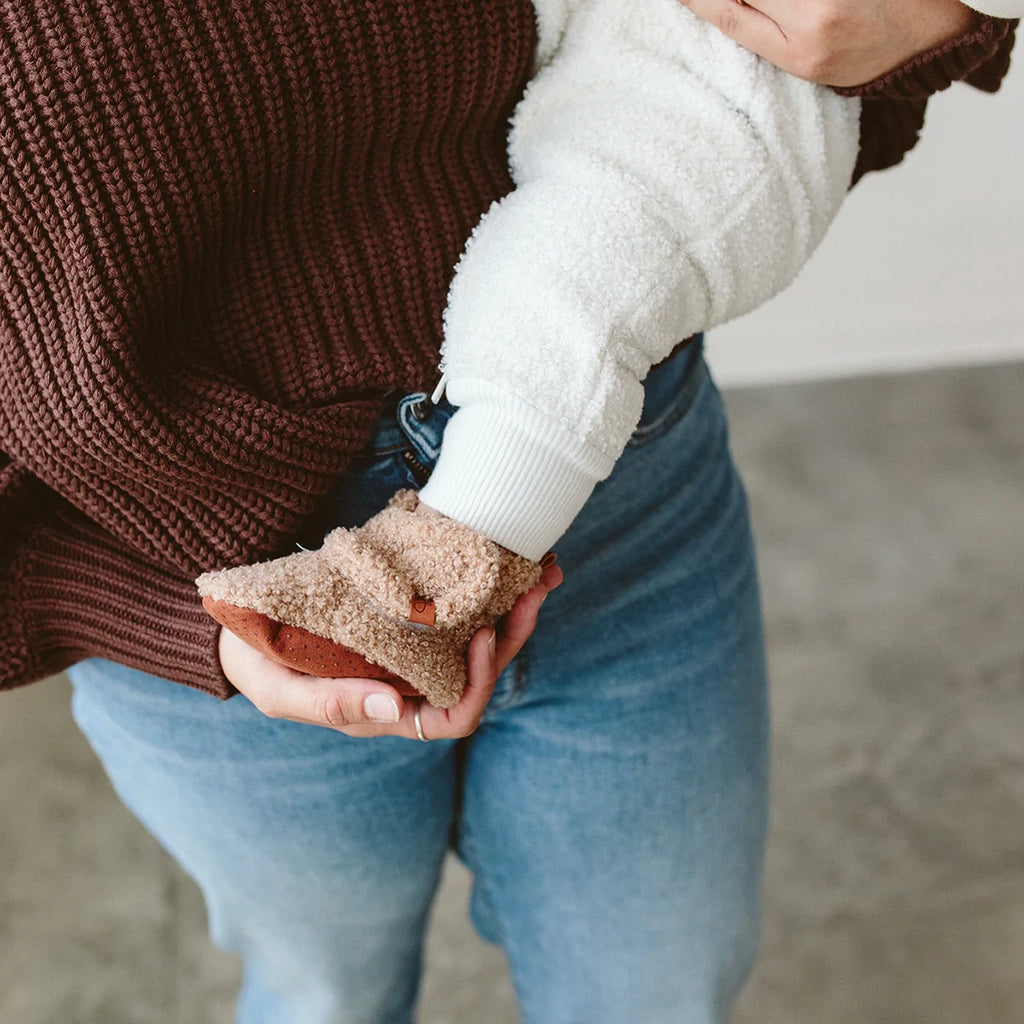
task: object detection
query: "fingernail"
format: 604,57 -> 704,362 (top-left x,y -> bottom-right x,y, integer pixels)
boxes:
364,693 -> 400,723
487,629 -> 496,658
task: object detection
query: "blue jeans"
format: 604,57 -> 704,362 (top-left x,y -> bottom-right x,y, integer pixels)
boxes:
69,339 -> 769,1024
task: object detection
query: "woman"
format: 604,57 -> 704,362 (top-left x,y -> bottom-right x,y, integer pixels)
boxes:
0,1 -> 1016,1020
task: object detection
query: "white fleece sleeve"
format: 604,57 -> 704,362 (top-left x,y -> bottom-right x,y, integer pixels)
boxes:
418,0 -> 861,559
965,2 -> 1023,16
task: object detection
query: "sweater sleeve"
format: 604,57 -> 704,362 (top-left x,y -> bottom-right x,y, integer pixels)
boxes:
418,0 -> 860,559
835,15 -> 1017,183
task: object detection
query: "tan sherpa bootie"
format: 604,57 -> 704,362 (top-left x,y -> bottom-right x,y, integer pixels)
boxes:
196,491 -> 543,708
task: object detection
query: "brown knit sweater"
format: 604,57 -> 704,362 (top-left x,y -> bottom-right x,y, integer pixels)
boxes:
0,3 -> 1016,698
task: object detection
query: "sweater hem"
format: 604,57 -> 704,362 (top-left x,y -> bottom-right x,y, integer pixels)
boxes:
16,509 -> 234,698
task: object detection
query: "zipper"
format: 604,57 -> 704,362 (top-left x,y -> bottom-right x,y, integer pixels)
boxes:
401,447 -> 431,487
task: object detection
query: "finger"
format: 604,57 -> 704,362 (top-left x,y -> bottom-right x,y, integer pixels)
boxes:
296,674 -> 408,731
417,626 -> 499,738
494,582 -> 547,674
539,559 -> 564,595
724,0 -> 786,19
676,0 -> 790,65
430,625 -> 501,736
220,627 -> 407,730
487,560 -> 563,676
344,627 -> 501,741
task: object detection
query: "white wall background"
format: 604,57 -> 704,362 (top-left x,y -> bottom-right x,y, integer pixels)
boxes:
706,59 -> 1024,388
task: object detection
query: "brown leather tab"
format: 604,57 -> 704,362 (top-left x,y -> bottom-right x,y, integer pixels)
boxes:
408,596 -> 436,626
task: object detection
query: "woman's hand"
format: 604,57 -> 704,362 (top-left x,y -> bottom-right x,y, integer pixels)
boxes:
218,560 -> 563,739
676,0 -> 979,87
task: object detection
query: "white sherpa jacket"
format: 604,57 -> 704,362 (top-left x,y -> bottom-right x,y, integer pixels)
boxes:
968,1 -> 1024,16
418,0 -> 862,559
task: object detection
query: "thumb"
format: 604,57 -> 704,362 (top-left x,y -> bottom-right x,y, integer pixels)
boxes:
219,626 -> 406,728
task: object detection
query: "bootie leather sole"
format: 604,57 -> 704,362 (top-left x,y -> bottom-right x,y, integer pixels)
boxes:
202,595 -> 420,694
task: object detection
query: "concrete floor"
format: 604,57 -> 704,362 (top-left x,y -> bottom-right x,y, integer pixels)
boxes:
2,360 -> 1023,1023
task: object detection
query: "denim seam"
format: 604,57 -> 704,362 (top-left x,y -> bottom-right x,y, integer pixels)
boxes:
453,791 -> 509,951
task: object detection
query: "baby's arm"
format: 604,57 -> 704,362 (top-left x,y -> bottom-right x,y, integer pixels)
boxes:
418,0 -> 861,559
199,0 -> 861,704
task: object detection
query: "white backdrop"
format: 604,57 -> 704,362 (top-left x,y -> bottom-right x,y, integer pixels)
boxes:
705,58 -> 1024,388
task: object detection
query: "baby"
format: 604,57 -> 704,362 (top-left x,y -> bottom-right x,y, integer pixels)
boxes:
198,0 -> 861,706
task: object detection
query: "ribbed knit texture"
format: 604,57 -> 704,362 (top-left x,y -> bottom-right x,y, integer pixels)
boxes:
0,0 -> 537,695
837,15 -> 1018,184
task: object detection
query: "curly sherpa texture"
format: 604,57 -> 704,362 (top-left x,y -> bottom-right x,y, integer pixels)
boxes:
197,492 -> 542,707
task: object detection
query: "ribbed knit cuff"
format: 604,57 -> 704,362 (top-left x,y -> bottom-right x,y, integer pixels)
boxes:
837,16 -> 1016,185
834,15 -> 1017,99
8,509 -> 232,698
417,381 -> 615,561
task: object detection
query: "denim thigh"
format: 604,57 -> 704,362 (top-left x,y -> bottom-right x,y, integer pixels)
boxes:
457,346 -> 769,1024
